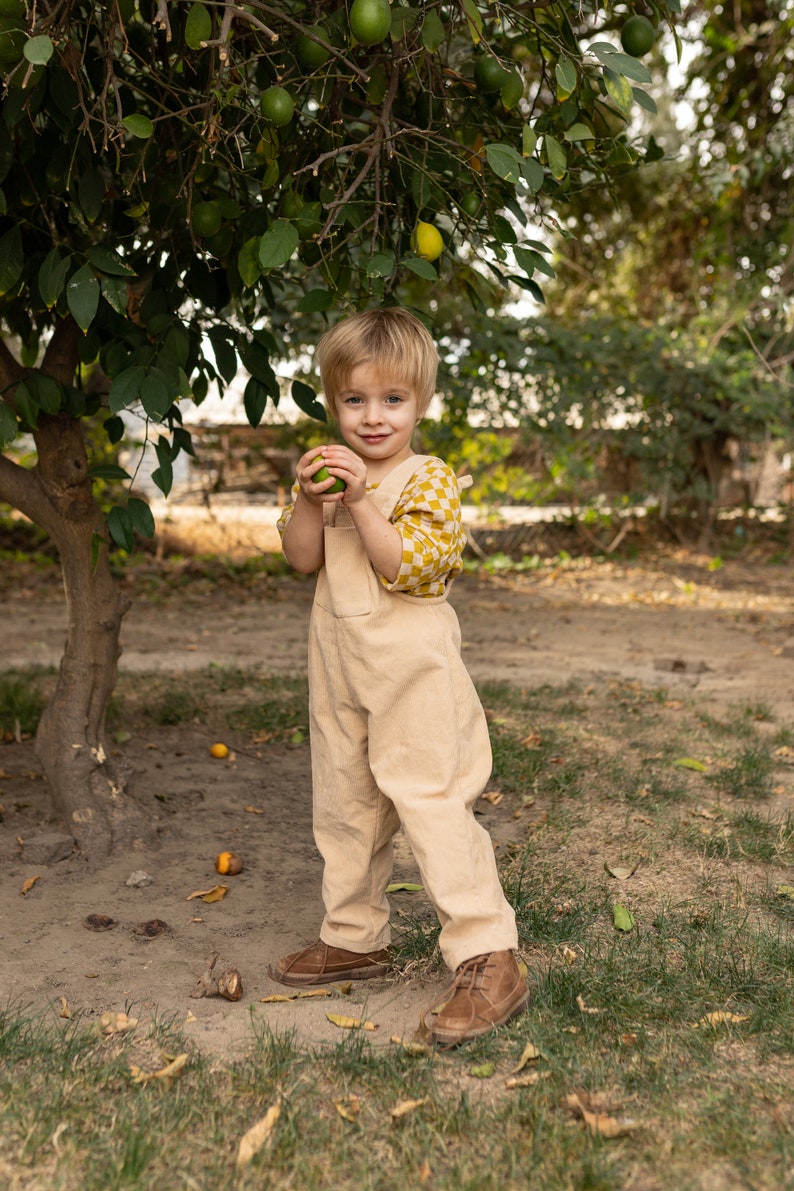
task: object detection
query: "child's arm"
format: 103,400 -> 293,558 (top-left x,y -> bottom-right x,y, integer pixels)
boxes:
315,444 -> 403,582
280,447 -> 344,573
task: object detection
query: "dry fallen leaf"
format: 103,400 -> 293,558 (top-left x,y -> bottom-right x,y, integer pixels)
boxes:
561,945 -> 577,966
577,994 -> 603,1015
390,1035 -> 432,1056
604,860 -> 639,880
186,884 -> 229,903
566,1092 -> 641,1138
58,996 -> 71,1020
244,805 -> 265,814
694,1011 -> 751,1028
99,1011 -> 138,1036
20,875 -> 41,896
236,1100 -> 281,1168
480,790 -> 503,806
506,1071 -> 550,1089
390,1098 -> 428,1121
511,1041 -> 542,1073
260,989 -> 335,1003
130,1052 -> 189,1085
335,1094 -> 361,1122
326,1013 -> 378,1031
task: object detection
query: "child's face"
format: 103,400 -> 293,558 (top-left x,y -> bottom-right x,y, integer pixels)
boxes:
335,362 -> 421,469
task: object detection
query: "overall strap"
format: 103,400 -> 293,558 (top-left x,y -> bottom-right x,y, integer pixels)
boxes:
369,454 -> 433,520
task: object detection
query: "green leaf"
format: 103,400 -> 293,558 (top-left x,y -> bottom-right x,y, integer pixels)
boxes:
514,245 -> 555,280
244,376 -> 269,428
185,2 -> 212,50
564,122 -> 593,142
258,220 -> 299,270
544,135 -> 567,180
87,246 -> 137,277
421,9 -> 445,51
208,329 -> 238,384
24,35 -> 54,65
366,251 -> 396,278
521,125 -> 537,157
613,904 -> 635,932
13,382 -> 38,429
484,142 -> 523,183
100,275 -> 128,315
78,168 -> 105,223
645,134 -> 664,162
238,238 -> 262,287
151,436 -> 173,496
0,227 -> 23,296
107,506 -> 134,552
469,1062 -> 495,1079
291,380 -> 327,422
108,365 -> 146,413
500,70 -> 524,111
402,256 -> 437,281
603,67 -> 635,117
140,367 -> 174,420
128,497 -> 155,539
633,87 -> 658,115
104,415 -> 125,445
90,464 -> 132,480
26,372 -> 61,414
0,400 -> 18,446
555,58 -> 577,100
390,5 -> 419,40
522,158 -> 545,194
674,757 -> 709,772
38,249 -> 71,308
297,289 -> 334,313
459,0 -> 482,43
66,264 -> 100,333
122,114 -> 154,139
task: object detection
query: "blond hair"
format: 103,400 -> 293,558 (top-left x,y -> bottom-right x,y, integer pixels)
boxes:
314,308 -> 438,417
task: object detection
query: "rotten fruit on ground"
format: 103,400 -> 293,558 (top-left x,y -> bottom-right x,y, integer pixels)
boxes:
215,850 -> 244,876
313,457 -> 346,493
209,741 -> 229,758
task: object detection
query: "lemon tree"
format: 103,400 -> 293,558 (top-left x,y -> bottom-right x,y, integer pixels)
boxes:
0,0 -> 676,857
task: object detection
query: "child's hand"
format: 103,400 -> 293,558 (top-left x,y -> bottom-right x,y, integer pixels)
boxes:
318,445 -> 368,503
296,446 -> 363,503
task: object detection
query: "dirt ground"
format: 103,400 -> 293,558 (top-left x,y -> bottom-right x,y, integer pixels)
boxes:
1,544 -> 793,1059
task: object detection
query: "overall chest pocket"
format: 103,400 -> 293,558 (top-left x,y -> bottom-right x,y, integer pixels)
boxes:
315,525 -> 374,618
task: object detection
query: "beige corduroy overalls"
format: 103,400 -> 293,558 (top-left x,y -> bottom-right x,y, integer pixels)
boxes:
308,454 -> 519,972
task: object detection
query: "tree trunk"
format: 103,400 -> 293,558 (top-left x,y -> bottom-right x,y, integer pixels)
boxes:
0,321 -> 157,859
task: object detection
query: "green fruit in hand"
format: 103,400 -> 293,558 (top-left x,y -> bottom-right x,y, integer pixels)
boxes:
474,54 -> 510,94
313,457 -> 346,493
295,24 -> 331,70
260,85 -> 295,127
349,0 -> 391,46
620,15 -> 655,57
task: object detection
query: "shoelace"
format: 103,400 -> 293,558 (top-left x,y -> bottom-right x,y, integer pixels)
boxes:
453,953 -> 493,990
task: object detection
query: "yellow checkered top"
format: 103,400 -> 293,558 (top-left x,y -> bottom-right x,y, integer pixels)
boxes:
277,457 -> 467,597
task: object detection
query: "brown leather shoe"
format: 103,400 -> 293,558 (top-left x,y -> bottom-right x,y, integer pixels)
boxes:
425,951 -> 530,1046
269,940 -> 391,987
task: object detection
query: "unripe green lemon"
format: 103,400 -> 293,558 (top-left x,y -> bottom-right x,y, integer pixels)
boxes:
295,24 -> 331,70
313,457 -> 346,493
349,0 -> 391,47
411,221 -> 444,262
191,201 -> 223,238
260,85 -> 295,127
459,192 -> 482,219
620,15 -> 655,57
205,224 -> 234,258
474,54 -> 510,94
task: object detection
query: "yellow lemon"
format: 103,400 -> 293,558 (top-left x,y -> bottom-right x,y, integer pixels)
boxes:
411,221 -> 444,262
209,742 -> 229,759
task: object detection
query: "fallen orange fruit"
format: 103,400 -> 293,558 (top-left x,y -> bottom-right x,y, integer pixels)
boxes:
216,851 -> 244,876
209,742 -> 229,759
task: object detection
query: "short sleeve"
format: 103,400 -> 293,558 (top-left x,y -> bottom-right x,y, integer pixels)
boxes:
380,457 -> 466,597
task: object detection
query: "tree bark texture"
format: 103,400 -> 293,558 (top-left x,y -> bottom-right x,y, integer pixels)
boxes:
0,320 -> 156,858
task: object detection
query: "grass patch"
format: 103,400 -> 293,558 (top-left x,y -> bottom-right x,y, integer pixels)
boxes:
0,668 -> 51,736
3,671 -> 794,1188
